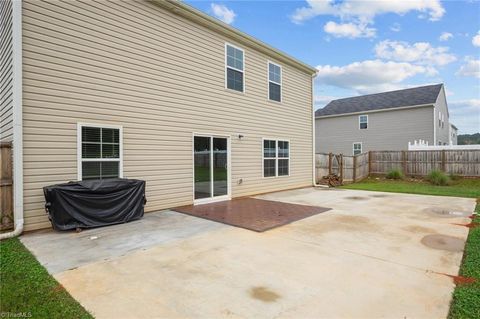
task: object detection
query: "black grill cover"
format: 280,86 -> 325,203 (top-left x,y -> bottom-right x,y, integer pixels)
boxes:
44,178 -> 146,231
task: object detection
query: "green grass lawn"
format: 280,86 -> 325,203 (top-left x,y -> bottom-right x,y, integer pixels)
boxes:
341,177 -> 480,198
342,177 -> 480,318
0,238 -> 93,318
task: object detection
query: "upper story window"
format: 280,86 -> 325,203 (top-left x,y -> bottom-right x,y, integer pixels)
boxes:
225,43 -> 244,92
268,62 -> 282,102
78,124 -> 122,180
438,111 -> 442,127
353,142 -> 362,155
359,115 -> 368,129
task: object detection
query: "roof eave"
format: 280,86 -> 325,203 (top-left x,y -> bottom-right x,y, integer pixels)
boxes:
315,103 -> 435,119
150,0 -> 317,75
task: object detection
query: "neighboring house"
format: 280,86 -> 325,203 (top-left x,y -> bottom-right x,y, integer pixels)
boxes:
315,84 -> 454,155
450,124 -> 458,145
0,0 -> 317,231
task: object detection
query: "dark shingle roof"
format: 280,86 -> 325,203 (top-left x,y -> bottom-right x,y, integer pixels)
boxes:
315,84 -> 443,117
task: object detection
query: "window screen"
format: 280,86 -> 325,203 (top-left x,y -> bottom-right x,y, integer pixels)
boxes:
80,126 -> 121,180
268,62 -> 282,102
226,44 -> 244,92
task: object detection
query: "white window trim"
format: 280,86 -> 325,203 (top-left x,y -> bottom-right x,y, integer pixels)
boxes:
353,142 -> 362,155
358,114 -> 368,130
262,138 -> 290,178
267,60 -> 282,103
225,42 -> 245,93
77,123 -> 123,181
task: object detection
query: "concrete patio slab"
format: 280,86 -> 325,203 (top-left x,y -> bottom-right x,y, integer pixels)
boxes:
21,188 -> 476,319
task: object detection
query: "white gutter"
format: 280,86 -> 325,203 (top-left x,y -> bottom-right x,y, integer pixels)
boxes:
1,0 -> 23,240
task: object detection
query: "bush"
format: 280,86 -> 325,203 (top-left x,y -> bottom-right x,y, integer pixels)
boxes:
427,170 -> 450,186
386,169 -> 404,180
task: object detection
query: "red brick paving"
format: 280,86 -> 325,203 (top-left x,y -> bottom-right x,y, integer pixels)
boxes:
173,197 -> 331,232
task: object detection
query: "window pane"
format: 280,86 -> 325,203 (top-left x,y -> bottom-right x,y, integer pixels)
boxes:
263,140 -> 276,157
101,162 -> 119,179
82,162 -> 101,180
269,82 -> 281,102
278,141 -> 289,158
360,122 -> 367,129
278,159 -> 289,176
264,159 -> 276,177
82,127 -> 101,143
82,143 -> 101,159
194,136 -> 211,199
102,144 -> 120,159
226,45 -> 243,71
227,68 -> 243,92
102,128 -> 119,143
269,63 -> 281,83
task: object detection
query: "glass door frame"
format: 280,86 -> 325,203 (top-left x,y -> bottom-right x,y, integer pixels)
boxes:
192,133 -> 231,205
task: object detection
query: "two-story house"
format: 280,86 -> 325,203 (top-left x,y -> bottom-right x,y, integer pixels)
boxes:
0,0 -> 317,231
315,84 -> 455,155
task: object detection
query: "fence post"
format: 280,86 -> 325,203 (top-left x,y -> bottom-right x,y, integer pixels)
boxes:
402,150 -> 407,175
441,149 -> 446,172
339,154 -> 344,183
368,151 -> 372,175
328,152 -> 332,175
353,154 -> 357,182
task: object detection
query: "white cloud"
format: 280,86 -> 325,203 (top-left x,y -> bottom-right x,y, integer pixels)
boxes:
473,31 -> 480,47
323,21 -> 376,38
439,32 -> 453,41
375,40 -> 456,66
315,60 -> 436,94
291,0 -> 445,24
210,3 -> 236,24
456,57 -> 480,78
449,99 -> 480,134
390,23 -> 401,32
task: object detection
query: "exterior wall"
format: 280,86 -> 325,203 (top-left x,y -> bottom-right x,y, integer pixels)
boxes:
0,0 -> 13,142
21,0 -> 314,230
315,106 -> 434,155
450,127 -> 458,145
434,86 -> 450,145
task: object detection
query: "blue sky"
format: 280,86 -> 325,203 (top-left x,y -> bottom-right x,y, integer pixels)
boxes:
186,0 -> 480,134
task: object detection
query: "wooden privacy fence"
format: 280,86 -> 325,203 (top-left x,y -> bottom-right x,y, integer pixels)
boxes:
316,152 -> 369,183
369,150 -> 480,177
316,149 -> 480,183
0,142 -> 13,230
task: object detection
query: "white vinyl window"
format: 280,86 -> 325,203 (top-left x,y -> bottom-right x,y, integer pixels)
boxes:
359,115 -> 368,129
353,142 -> 362,155
225,43 -> 244,92
268,62 -> 282,102
439,111 -> 442,127
263,139 -> 289,177
78,123 -> 123,180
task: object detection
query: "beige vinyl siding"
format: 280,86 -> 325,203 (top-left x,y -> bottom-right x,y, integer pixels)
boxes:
315,106 -> 434,155
22,0 -> 314,230
0,0 -> 13,142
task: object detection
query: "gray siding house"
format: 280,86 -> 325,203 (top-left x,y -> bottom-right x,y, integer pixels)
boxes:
315,84 -> 455,155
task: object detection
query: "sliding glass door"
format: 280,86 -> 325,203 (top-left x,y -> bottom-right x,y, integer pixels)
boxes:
194,135 -> 229,202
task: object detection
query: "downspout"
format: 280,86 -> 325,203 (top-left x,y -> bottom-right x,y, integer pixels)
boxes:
311,72 -> 320,187
1,0 -> 23,240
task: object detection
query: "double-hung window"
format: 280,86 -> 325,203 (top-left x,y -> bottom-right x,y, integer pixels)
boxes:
359,115 -> 368,129
268,62 -> 282,102
225,43 -> 244,92
263,139 -> 289,177
78,124 -> 122,180
353,142 -> 362,155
